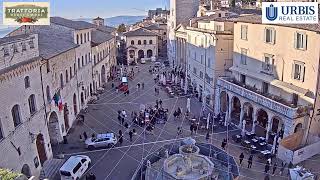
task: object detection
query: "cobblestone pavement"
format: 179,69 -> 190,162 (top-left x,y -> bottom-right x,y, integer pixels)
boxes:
51,62 -> 296,180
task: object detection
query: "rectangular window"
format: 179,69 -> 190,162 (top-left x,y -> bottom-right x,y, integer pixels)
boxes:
3,47 -> 9,56
193,67 -> 197,74
292,61 -> 305,81
0,122 -> 3,140
295,32 -> 307,50
215,25 -> 222,31
240,74 -> 246,84
188,64 -> 191,70
262,82 -> 269,94
241,25 -> 248,40
262,54 -> 274,74
240,48 -> 247,65
265,27 -> 276,44
28,95 -> 37,115
29,40 -> 34,49
207,58 -> 211,68
200,71 -> 203,79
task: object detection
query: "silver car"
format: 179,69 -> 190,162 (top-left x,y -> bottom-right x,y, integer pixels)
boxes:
85,133 -> 117,150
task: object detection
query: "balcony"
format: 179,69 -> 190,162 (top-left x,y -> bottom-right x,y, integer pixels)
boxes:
217,77 -> 311,119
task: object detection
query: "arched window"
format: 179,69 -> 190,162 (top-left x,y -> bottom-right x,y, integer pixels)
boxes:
149,40 -> 153,44
143,40 -> 147,45
131,40 -> 134,45
69,67 -> 72,78
88,53 -> 91,62
84,33 -> 87,43
80,34 -> 83,44
24,76 -> 30,88
12,105 -> 22,127
74,63 -> 76,74
97,54 -> 100,62
78,58 -> 80,69
138,40 -> 141,45
94,55 -> 96,64
28,94 -> 37,114
85,54 -> 88,64
76,34 -> 79,44
46,86 -> 51,103
60,73 -> 64,88
65,69 -> 69,83
87,32 -> 90,41
163,32 -> 166,35
81,56 -> 84,66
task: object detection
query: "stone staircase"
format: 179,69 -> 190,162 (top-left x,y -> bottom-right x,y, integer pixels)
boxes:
39,158 -> 65,180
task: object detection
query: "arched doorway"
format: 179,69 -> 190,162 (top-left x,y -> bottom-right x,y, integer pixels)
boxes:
73,93 -> 77,115
138,50 -> 144,60
36,134 -> 47,165
231,96 -> 241,124
243,102 -> 254,131
21,164 -> 31,178
271,117 -> 283,134
48,112 -> 60,144
101,65 -> 106,84
294,123 -> 303,133
256,109 -> 268,137
147,49 -> 153,58
90,83 -> 93,96
81,92 -> 84,106
129,50 -> 135,59
63,104 -> 69,131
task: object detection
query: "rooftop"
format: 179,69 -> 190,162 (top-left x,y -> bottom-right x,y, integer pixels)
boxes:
51,17 -> 95,30
93,16 -> 104,20
124,28 -> 158,37
144,24 -> 164,30
0,34 -> 31,46
97,25 -> 117,33
91,30 -> 114,45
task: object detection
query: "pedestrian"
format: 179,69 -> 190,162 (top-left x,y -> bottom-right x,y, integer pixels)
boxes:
119,130 -> 123,137
205,131 -> 210,141
221,139 -> 227,150
159,99 -> 163,107
83,131 -> 88,140
272,162 -> 277,175
119,136 -> 123,145
79,134 -> 83,142
121,117 -> 125,125
288,161 -> 293,175
177,127 -> 182,136
133,128 -> 137,135
124,122 -> 129,128
91,133 -> 96,139
116,86 -> 119,93
267,157 -> 272,165
248,155 -> 253,168
112,83 -> 114,88
86,172 -> 96,180
265,162 -> 270,173
129,130 -> 133,141
142,82 -> 144,89
155,87 -> 157,95
118,115 -> 121,124
239,153 -> 244,165
190,124 -> 193,135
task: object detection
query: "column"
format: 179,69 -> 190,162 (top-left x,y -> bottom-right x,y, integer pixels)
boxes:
214,88 -> 220,116
266,115 -> 272,141
224,94 -> 233,126
251,108 -> 257,134
238,103 -> 244,128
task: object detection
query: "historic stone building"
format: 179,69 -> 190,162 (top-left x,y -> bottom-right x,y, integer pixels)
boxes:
124,28 -> 159,64
167,0 -> 199,67
0,34 -> 53,178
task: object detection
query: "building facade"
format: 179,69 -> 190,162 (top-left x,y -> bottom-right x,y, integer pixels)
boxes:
125,28 -> 158,64
214,15 -> 319,155
167,0 -> 199,67
0,34 -> 53,178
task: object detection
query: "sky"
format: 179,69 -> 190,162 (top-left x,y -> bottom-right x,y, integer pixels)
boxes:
0,0 -> 169,24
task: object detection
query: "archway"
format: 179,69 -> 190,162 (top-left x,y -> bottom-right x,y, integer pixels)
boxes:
147,49 -> 153,58
243,102 -> 254,131
129,50 -> 135,59
21,164 -> 31,178
81,92 -> 84,106
63,104 -> 69,131
101,65 -> 106,84
138,50 -> 144,60
256,109 -> 269,137
294,123 -> 303,133
36,134 -> 47,165
48,112 -> 60,145
271,117 -> 283,134
231,96 -> 241,124
73,93 -> 77,115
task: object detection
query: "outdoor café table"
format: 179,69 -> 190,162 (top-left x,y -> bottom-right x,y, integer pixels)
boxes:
252,138 -> 258,144
242,140 -> 251,149
250,145 -> 257,154
258,137 -> 266,142
246,132 -> 254,139
260,150 -> 272,159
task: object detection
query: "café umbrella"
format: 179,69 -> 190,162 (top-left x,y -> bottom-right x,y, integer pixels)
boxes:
186,98 -> 191,113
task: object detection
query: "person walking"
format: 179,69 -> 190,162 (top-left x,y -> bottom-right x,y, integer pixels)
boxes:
221,139 -> 227,150
119,135 -> 123,145
118,114 -> 122,124
248,155 -> 253,168
205,131 -> 210,141
111,83 -> 114,88
121,117 -> 125,125
190,124 -> 194,135
129,130 -> 133,142
239,153 -> 244,166
272,162 -> 277,175
142,82 -> 144,89
265,162 -> 270,174
159,99 -> 163,107
124,122 -> 129,128
83,131 -> 88,140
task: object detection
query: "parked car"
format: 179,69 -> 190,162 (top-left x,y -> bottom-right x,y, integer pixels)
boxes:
140,58 -> 146,64
60,155 -> 91,180
85,133 -> 117,150
154,61 -> 161,67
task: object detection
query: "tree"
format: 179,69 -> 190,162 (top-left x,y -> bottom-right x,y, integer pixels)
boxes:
117,24 -> 126,33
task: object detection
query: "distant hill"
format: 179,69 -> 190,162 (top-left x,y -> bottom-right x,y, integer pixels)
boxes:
0,27 -> 17,38
76,15 -> 146,27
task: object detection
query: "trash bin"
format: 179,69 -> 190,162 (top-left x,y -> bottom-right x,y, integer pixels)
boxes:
63,136 -> 68,144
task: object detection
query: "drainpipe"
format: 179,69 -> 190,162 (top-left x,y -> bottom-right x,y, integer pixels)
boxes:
39,60 -> 48,124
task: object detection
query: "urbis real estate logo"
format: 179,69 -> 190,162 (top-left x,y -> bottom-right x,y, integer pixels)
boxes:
3,2 -> 50,25
262,2 -> 318,24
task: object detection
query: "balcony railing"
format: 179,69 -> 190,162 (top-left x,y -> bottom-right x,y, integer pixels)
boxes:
217,77 -> 310,119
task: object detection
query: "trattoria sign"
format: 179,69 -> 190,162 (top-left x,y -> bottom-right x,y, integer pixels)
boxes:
3,2 -> 50,25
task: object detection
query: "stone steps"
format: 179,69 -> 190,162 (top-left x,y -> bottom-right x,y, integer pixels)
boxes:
39,158 -> 65,180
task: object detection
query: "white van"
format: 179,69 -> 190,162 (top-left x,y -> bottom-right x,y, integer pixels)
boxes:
60,155 -> 91,180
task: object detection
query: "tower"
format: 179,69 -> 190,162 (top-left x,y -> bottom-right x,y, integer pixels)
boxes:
93,17 -> 104,27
